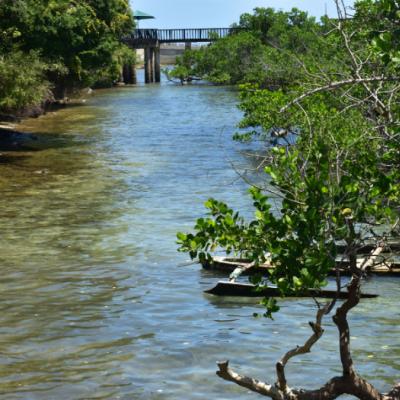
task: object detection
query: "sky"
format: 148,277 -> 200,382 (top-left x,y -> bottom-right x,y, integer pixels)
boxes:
130,1 -> 355,29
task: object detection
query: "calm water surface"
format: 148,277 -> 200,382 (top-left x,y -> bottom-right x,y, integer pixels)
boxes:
0,76 -> 398,399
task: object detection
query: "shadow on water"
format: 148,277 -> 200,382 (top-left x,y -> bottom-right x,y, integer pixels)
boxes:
0,154 -> 31,165
0,128 -> 40,151
0,128 -> 88,156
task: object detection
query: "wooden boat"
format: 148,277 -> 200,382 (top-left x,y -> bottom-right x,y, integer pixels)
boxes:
202,256 -> 400,277
205,281 -> 379,298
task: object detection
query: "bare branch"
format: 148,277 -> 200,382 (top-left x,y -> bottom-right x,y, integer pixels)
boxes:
275,305 -> 327,391
216,361 -> 283,399
332,276 -> 359,376
280,77 -> 399,113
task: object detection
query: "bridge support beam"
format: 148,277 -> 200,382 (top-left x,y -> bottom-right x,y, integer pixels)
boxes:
126,28 -> 241,83
144,47 -> 153,84
150,49 -> 155,83
132,64 -> 137,84
185,42 -> 192,51
122,63 -> 136,84
144,44 -> 161,84
154,46 -> 161,83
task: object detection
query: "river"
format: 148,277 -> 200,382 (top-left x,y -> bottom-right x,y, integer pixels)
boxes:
0,74 -> 398,399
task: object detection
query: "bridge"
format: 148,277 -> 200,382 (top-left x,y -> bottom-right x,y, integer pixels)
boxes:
123,28 -> 240,84
126,28 -> 240,45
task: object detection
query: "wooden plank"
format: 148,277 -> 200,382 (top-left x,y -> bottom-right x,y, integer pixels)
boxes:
204,281 -> 379,298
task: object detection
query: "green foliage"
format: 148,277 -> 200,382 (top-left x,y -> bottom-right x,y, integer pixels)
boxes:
356,0 -> 400,64
0,0 -> 135,111
0,51 -> 49,112
179,99 -> 398,304
179,105 -> 399,315
178,2 -> 400,317
164,49 -> 204,83
235,7 -> 319,51
167,32 -> 266,85
169,8 -> 325,86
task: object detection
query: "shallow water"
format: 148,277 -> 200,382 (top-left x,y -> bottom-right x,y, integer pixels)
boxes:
0,76 -> 398,399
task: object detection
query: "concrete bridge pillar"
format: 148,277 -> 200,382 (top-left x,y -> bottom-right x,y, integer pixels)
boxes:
132,64 -> 137,84
122,63 -> 137,84
154,46 -> 161,83
144,43 -> 161,84
144,47 -> 153,84
128,28 -> 237,83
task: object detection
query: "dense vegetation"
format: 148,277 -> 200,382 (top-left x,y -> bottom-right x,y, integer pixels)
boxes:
0,0 -> 135,116
166,8 -> 330,87
178,1 -> 400,398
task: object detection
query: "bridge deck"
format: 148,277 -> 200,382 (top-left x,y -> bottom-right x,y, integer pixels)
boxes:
125,28 -> 241,46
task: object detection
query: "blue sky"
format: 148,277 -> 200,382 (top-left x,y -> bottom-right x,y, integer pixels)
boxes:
130,1 -> 354,29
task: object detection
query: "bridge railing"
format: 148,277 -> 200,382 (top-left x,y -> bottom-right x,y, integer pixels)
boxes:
127,28 -> 242,44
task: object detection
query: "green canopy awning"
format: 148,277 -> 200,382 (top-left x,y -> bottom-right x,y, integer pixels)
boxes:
133,10 -> 155,20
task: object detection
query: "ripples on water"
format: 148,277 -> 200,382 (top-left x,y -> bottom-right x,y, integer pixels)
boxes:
0,75 -> 398,399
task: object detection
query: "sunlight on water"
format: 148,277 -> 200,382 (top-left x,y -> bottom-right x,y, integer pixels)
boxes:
0,77 -> 398,399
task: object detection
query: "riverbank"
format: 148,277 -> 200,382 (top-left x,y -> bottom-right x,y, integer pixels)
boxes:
0,67 -> 185,126
0,68 -> 177,125
0,88 -> 94,126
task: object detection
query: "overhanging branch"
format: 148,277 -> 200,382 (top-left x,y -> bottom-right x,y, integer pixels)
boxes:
280,76 -> 399,113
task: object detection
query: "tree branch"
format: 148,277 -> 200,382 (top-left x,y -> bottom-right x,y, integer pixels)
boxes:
217,360 -> 391,400
275,304 -> 327,391
385,383 -> 400,399
295,376 -> 347,400
216,361 -> 283,399
332,276 -> 359,376
280,77 -> 399,113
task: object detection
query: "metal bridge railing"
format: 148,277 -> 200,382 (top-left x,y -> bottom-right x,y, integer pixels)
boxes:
127,28 -> 242,43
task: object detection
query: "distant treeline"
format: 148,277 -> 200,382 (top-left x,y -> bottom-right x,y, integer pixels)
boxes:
0,0 -> 135,117
166,8 -> 339,86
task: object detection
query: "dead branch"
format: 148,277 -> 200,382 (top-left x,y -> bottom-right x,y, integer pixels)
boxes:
216,361 -> 283,399
280,76 -> 399,113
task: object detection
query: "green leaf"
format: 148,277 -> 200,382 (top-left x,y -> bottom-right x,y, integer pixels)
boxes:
176,232 -> 187,242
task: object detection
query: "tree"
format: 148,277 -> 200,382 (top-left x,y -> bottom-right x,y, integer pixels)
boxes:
0,50 -> 50,113
235,7 -> 318,51
165,31 -> 267,85
178,1 -> 400,398
0,0 -> 135,110
167,8 -> 324,87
